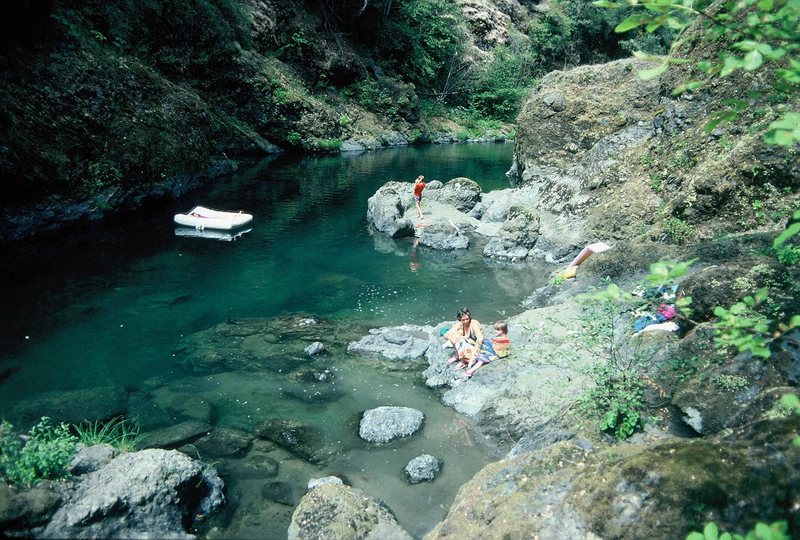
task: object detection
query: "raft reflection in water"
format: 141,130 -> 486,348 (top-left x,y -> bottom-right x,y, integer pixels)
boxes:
174,226 -> 253,242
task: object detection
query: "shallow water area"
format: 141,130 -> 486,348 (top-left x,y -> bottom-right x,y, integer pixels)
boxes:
0,144 -> 551,539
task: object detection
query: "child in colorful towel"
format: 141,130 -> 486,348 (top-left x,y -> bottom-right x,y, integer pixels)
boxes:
464,321 -> 510,378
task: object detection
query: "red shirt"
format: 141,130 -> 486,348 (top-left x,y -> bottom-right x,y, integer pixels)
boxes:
414,182 -> 426,197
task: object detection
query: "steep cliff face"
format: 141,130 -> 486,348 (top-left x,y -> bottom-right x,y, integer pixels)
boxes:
511,25 -> 798,250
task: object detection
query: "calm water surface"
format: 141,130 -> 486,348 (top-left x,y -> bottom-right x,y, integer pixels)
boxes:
0,144 -> 550,538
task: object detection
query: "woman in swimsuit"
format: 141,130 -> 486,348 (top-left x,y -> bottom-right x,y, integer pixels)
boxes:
444,307 -> 484,368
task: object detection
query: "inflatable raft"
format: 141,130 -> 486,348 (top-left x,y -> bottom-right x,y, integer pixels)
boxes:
173,206 -> 253,230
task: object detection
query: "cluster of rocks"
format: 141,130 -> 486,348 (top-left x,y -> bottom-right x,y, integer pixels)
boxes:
366,177 -> 552,262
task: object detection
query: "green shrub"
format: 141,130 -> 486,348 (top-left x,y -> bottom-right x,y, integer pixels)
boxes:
664,217 -> 693,245
583,363 -> 647,440
74,416 -> 144,452
0,417 -> 77,486
775,244 -> 800,265
286,131 -> 302,146
650,173 -> 663,193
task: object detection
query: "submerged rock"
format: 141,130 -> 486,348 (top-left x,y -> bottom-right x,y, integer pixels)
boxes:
139,420 -> 211,449
9,386 -> 129,427
404,455 -> 442,484
254,418 -> 330,464
288,483 -> 412,540
304,341 -> 325,356
174,315 -> 343,374
359,406 -> 424,443
261,481 -> 297,506
184,427 -> 253,458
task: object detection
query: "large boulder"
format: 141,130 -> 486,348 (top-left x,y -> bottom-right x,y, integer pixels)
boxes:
676,257 -> 790,322
43,449 -> 224,539
359,406 -> 424,443
425,177 -> 482,213
366,181 -> 416,238
508,57 -> 663,251
288,483 -> 412,540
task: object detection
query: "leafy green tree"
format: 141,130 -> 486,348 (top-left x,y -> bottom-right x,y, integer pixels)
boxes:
378,0 -> 468,96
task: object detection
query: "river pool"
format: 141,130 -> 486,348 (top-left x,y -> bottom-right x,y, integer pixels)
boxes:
0,143 -> 551,538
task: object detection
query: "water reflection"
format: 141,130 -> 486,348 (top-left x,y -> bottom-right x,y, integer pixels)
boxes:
174,227 -> 253,241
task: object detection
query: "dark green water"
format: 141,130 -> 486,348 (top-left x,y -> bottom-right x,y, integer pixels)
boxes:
0,143 -> 550,538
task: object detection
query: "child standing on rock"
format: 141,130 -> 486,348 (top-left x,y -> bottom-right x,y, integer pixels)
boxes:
413,175 -> 426,221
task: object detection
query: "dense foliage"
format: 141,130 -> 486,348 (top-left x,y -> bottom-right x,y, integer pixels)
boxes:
0,417 -> 77,486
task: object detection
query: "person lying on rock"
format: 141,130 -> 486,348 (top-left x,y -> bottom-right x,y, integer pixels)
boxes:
445,307 -> 483,369
464,321 -> 510,379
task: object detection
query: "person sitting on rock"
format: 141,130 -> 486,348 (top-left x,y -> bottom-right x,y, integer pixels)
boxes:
464,321 -> 510,379
444,307 -> 483,369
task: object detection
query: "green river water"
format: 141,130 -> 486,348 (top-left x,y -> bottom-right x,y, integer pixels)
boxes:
0,143 -> 552,538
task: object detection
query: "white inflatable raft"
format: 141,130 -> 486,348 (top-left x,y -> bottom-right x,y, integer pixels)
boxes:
173,206 -> 253,230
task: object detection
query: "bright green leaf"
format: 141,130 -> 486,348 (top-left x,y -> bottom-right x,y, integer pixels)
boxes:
743,50 -> 764,71
720,55 -> 742,76
639,63 -> 669,80
704,522 -> 720,540
615,14 -> 652,33
781,393 -> 800,408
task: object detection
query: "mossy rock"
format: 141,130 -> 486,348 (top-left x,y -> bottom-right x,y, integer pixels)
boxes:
569,417 -> 800,538
677,257 -> 789,322
431,417 -> 800,539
